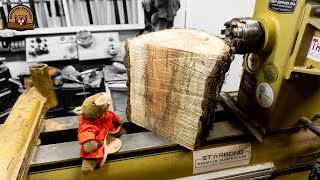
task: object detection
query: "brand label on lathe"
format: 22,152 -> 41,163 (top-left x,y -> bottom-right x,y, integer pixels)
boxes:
256,83 -> 274,108
269,0 -> 297,14
263,63 -> 278,83
240,71 -> 257,97
193,143 -> 251,174
307,36 -> 320,63
245,53 -> 260,73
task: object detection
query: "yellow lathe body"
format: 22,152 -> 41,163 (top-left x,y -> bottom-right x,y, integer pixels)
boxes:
223,0 -> 320,131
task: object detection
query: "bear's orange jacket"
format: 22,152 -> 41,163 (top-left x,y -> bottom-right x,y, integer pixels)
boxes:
78,110 -> 120,161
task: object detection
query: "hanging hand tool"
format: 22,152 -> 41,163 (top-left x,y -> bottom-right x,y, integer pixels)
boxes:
6,0 -> 11,13
0,1 -> 7,29
50,0 -> 57,26
28,0 -> 39,27
122,0 -> 128,24
85,0 -> 93,24
61,0 -> 71,26
113,0 -> 120,24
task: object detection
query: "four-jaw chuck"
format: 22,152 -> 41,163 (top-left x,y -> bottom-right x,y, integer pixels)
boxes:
221,18 -> 265,54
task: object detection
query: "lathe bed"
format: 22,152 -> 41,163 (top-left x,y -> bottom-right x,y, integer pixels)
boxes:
26,101 -> 319,180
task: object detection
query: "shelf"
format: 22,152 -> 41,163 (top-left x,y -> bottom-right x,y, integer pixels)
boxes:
0,0 -> 145,37
0,23 -> 145,37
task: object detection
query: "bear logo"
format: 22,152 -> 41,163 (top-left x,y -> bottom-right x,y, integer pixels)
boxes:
15,15 -> 28,26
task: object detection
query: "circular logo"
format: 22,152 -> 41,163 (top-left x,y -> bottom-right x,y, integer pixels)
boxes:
263,63 -> 278,83
256,83 -> 274,108
7,5 -> 35,30
245,53 -> 260,73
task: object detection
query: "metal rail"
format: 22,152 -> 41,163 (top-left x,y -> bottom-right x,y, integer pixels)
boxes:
299,117 -> 320,137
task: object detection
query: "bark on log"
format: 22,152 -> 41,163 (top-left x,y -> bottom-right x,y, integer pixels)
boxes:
125,29 -> 232,150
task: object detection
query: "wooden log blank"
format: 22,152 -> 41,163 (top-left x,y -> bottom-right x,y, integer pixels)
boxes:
125,29 -> 232,150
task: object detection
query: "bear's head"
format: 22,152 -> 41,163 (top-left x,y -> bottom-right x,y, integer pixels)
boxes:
75,92 -> 112,121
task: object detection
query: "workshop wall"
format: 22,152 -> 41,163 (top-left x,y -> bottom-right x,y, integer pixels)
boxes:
174,0 -> 256,92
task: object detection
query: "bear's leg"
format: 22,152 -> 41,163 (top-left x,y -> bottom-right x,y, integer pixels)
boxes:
82,159 -> 97,174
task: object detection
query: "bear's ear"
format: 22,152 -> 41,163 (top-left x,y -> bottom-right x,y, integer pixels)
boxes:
94,93 -> 111,107
73,106 -> 83,115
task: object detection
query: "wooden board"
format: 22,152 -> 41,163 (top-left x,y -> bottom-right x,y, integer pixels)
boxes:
0,88 -> 47,180
125,29 -> 232,150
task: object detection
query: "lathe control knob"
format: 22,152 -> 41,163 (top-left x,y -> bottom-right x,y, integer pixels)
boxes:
36,37 -> 42,43
107,44 -> 118,56
68,44 -> 76,53
76,30 -> 93,48
28,50 -> 36,56
35,48 -> 42,55
43,47 -> 49,54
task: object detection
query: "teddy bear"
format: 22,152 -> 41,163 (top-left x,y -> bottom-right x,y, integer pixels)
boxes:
74,92 -> 126,173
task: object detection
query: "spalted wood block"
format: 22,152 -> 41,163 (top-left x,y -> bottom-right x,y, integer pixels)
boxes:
125,29 -> 232,150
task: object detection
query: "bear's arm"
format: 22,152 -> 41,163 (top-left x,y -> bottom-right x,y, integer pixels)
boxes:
82,140 -> 98,154
78,124 -> 99,145
111,112 -> 125,125
117,117 -> 125,125
106,110 -> 120,123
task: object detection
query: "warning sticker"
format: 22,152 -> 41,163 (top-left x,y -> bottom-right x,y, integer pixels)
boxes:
307,36 -> 320,63
193,143 -> 251,174
240,71 -> 257,97
269,0 -> 297,14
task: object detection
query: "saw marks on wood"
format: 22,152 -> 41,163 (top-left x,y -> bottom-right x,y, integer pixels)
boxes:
125,29 -> 232,150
